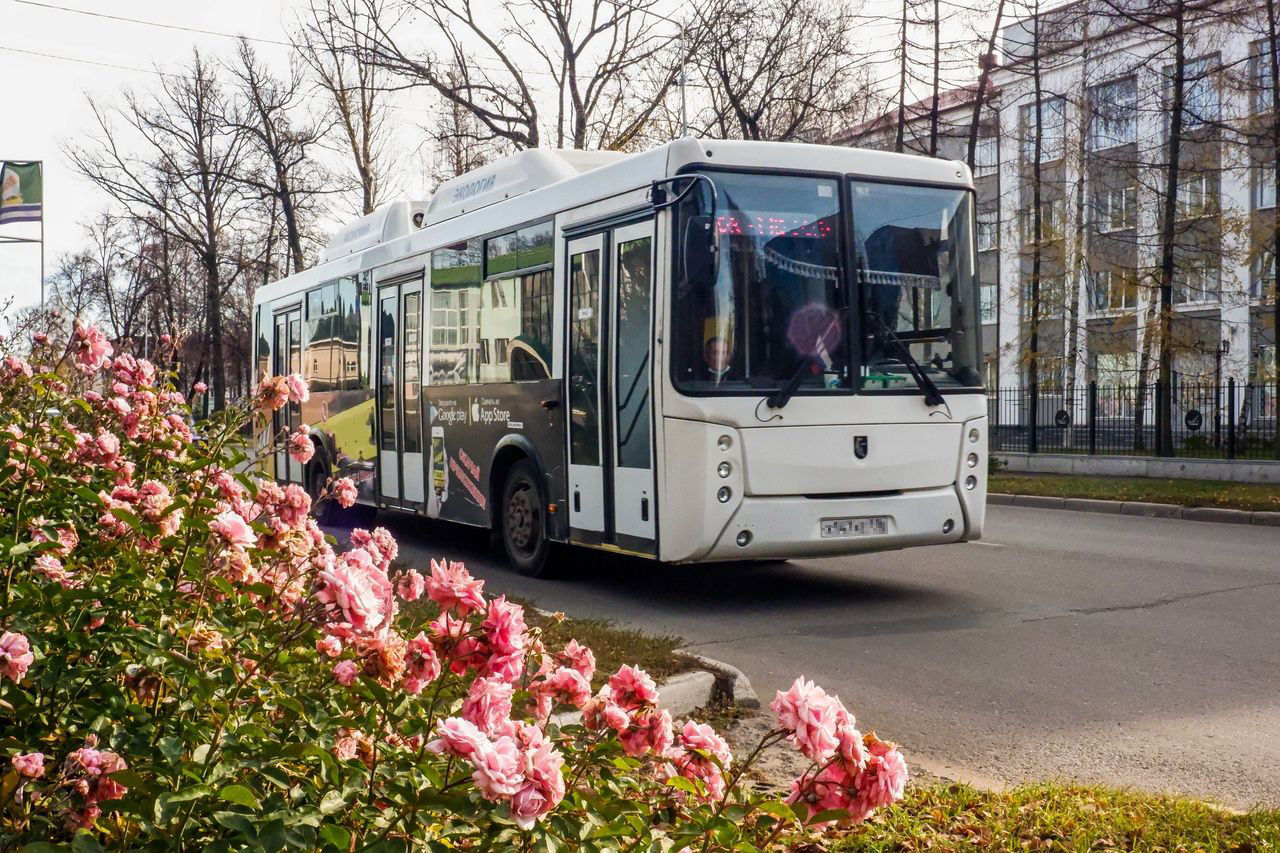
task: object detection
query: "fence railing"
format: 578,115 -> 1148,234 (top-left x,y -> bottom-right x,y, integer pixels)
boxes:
987,379 -> 1280,460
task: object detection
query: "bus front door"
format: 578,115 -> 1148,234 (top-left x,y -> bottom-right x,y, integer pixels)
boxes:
273,305 -> 303,486
565,221 -> 656,555
375,278 -> 426,509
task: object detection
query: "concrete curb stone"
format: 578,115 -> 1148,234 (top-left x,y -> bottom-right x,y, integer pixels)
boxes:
1063,498 -> 1123,514
677,651 -> 762,709
1119,501 -> 1183,519
992,493 -> 1280,527
1012,494 -> 1066,509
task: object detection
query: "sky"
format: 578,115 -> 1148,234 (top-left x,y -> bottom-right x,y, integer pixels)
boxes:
0,0 -> 994,320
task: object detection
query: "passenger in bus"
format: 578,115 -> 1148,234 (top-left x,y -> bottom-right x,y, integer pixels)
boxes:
703,335 -> 739,384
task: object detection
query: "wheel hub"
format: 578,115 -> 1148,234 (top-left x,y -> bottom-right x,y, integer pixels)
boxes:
506,484 -> 538,554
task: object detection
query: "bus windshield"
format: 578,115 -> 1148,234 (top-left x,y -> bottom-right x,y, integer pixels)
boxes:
852,180 -> 982,392
671,171 -> 981,396
671,171 -> 850,394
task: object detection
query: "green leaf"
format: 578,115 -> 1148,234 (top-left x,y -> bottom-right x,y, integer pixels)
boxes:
213,811 -> 256,836
755,800 -> 799,822
8,542 -> 31,557
71,832 -> 104,853
219,784 -> 262,811
317,825 -> 351,850
805,807 -> 850,826
169,784 -> 214,804
20,844 -> 64,853
318,790 -> 345,815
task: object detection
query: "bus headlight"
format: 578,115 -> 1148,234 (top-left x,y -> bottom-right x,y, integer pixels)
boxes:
966,453 -> 979,468
717,486 -> 732,503
964,475 -> 977,491
968,428 -> 980,443
736,530 -> 752,547
717,434 -> 733,451
717,461 -> 732,478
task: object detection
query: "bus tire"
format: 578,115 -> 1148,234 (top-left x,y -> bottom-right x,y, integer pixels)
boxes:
500,459 -> 551,577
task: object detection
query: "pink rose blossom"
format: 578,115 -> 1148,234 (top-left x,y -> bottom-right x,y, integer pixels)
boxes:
462,676 -> 514,735
402,632 -> 441,694
12,752 -> 45,779
316,636 -> 343,658
71,320 -> 114,374
558,639 -> 596,681
288,426 -> 314,464
607,665 -> 659,711
333,660 -> 359,686
856,735 -> 908,808
396,569 -> 425,602
315,549 -> 390,635
210,510 -> 255,548
470,736 -> 524,800
0,632 -> 34,682
426,717 -> 488,758
620,708 -> 675,758
481,595 -> 526,656
771,676 -> 848,764
193,381 -> 208,393
284,373 -> 310,404
332,477 -> 358,508
426,558 -> 486,615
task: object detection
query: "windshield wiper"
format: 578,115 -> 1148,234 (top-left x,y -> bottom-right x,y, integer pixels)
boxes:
765,355 -> 819,410
864,312 -> 946,408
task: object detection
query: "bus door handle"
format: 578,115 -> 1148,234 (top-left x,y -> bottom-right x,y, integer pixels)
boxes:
540,399 -> 560,410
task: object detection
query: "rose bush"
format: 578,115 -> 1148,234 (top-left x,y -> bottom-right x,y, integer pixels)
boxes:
0,321 -> 907,850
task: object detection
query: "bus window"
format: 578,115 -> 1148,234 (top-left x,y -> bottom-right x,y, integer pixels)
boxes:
379,294 -> 398,450
403,291 -> 422,454
615,236 -> 653,469
569,249 -> 602,466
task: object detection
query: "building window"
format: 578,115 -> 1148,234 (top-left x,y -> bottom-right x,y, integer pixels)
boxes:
1255,164 -> 1277,209
1089,267 -> 1138,311
1021,275 -> 1066,319
1176,173 -> 1214,220
1020,98 -> 1066,163
1251,40 -> 1279,114
1253,248 -> 1277,301
1018,200 -> 1063,243
1092,184 -> 1136,232
979,282 -> 998,323
1172,256 -> 1218,304
973,136 -> 999,176
976,208 -> 999,251
495,338 -> 510,364
1088,78 -> 1137,150
1167,56 -> 1218,130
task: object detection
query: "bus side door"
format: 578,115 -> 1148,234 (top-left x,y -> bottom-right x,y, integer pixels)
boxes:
564,221 -> 657,555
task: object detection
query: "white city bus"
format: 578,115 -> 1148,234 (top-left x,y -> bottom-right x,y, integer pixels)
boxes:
253,137 -> 988,576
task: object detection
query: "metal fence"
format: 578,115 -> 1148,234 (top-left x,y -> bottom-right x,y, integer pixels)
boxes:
988,380 -> 1280,460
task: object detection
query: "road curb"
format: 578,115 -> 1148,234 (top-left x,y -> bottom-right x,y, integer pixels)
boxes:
677,651 -> 762,709
992,494 -> 1280,527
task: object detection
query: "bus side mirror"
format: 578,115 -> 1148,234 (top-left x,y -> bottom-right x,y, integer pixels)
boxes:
682,215 -> 717,286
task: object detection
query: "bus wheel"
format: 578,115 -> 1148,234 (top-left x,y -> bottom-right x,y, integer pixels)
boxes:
305,455 -> 335,524
501,459 -> 550,577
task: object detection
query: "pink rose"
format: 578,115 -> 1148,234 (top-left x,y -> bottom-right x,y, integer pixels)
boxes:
426,558 -> 486,615
402,632 -> 441,694
396,569 -> 425,602
12,752 -> 45,779
771,676 -> 848,764
71,320 -> 114,374
607,665 -> 659,711
316,636 -> 343,658
315,549 -> 389,634
481,595 -> 526,656
288,427 -> 314,464
332,477 -> 358,509
284,373 -> 310,404
0,632 -> 34,682
193,381 -> 208,394
210,511 -> 255,548
462,676 -> 514,734
557,639 -> 596,681
333,660 -> 359,686
426,717 -> 488,758
470,736 -> 524,800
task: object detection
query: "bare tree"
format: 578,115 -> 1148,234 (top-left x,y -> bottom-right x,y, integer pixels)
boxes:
227,39 -> 332,274
297,0 -> 394,214
694,0 -> 871,142
67,51 -> 253,410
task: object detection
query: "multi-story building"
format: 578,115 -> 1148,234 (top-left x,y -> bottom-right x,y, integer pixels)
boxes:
838,0 -> 1279,393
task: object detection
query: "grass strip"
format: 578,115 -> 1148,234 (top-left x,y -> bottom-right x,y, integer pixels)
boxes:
521,605 -> 695,690
832,782 -> 1280,851
991,472 -> 1280,513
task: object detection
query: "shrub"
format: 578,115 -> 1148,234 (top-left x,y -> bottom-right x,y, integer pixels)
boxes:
0,322 -> 907,850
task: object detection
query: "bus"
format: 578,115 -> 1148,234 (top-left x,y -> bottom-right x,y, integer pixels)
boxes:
252,137 -> 988,576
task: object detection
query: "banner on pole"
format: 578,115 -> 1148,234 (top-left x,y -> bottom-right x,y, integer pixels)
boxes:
0,161 -> 43,225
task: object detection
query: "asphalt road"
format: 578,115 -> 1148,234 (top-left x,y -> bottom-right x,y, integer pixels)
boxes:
368,505 -> 1280,809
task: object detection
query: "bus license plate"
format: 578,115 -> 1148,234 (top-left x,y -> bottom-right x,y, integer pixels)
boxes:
820,516 -> 890,538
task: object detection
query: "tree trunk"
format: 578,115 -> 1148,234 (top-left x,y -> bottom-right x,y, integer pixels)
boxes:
1156,0 -> 1186,456
1268,0 -> 1280,458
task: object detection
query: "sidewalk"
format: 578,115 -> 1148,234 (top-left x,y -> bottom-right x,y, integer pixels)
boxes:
988,491 -> 1280,527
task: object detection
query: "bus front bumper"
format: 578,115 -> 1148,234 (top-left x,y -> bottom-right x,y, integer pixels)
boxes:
693,485 -> 968,562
